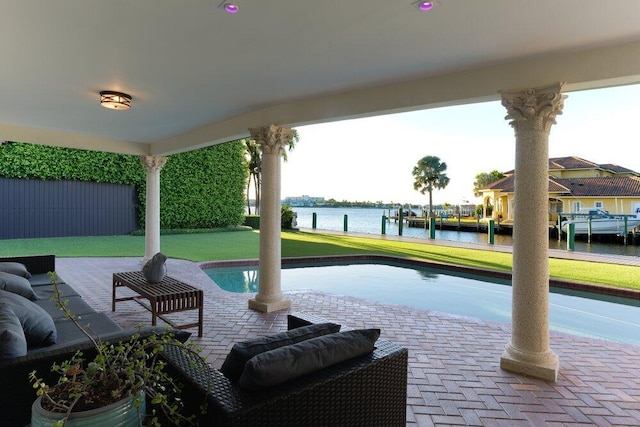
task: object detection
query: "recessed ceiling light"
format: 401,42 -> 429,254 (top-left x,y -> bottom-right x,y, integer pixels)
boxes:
414,1 -> 435,11
221,2 -> 239,14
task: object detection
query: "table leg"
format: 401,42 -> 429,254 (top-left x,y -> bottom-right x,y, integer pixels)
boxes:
198,301 -> 203,337
112,277 -> 117,312
151,297 -> 158,326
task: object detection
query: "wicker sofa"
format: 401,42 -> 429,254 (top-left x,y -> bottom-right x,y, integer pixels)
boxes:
0,255 -> 189,426
161,312 -> 409,426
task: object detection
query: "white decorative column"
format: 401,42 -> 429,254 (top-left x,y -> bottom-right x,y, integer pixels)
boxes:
248,125 -> 295,313
140,155 -> 167,263
499,83 -> 565,381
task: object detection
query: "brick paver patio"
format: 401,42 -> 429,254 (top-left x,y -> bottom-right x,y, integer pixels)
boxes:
56,256 -> 640,426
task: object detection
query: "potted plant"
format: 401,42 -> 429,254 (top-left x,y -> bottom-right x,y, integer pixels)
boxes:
28,273 -> 207,426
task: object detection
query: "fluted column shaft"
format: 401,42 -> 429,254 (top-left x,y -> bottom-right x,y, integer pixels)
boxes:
140,156 -> 167,263
248,125 -> 296,312
499,83 -> 565,381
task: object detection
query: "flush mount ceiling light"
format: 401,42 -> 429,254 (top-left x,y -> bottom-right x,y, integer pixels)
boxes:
413,1 -> 436,11
99,91 -> 132,110
219,1 -> 239,14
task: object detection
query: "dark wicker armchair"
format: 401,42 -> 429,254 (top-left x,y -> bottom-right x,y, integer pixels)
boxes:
161,312 -> 409,426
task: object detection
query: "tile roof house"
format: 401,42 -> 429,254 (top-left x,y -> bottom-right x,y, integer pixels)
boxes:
479,157 -> 640,221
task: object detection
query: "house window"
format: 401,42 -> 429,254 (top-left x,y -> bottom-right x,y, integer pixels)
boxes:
594,201 -> 603,209
572,201 -> 581,212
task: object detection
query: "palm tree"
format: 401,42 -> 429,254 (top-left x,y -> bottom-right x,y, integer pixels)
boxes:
244,132 -> 298,215
412,155 -> 450,218
244,138 -> 261,214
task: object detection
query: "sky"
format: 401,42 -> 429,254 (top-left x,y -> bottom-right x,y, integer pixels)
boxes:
280,83 -> 640,206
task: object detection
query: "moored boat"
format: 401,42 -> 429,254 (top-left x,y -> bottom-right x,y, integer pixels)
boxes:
560,209 -> 640,235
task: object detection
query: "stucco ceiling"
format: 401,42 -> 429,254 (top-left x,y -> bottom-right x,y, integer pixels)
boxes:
1,0 -> 640,155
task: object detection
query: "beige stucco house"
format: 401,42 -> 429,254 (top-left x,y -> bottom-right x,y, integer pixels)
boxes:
480,156 -> 640,222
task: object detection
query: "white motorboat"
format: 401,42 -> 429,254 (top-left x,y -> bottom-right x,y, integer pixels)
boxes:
560,209 -> 640,235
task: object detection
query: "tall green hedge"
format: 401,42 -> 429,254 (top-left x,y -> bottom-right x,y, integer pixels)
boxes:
154,142 -> 247,228
0,141 -> 246,229
0,142 -> 144,184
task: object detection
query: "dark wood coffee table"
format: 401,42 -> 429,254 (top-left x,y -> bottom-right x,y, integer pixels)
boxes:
112,271 -> 203,337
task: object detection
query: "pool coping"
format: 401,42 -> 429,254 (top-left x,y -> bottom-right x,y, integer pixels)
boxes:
200,254 -> 640,301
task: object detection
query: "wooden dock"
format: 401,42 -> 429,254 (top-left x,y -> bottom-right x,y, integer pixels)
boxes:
387,215 -> 515,235
387,215 -> 640,243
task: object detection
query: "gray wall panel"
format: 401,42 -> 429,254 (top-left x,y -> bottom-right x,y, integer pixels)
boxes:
0,178 -> 138,239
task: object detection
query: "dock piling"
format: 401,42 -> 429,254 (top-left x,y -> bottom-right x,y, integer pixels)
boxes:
488,219 -> 495,244
429,217 -> 436,239
557,216 -> 562,241
567,223 -> 575,251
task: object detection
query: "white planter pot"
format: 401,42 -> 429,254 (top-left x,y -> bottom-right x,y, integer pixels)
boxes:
31,391 -> 145,427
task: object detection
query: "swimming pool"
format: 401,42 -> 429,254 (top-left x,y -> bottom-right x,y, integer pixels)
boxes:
204,259 -> 640,345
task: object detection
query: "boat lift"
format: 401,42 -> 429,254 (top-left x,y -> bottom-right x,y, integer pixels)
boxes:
557,211 -> 640,245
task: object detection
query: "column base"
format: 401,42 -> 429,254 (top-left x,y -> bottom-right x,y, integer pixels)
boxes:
500,343 -> 559,381
248,297 -> 291,313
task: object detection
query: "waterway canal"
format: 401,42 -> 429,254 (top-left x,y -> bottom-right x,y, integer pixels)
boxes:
291,207 -> 640,257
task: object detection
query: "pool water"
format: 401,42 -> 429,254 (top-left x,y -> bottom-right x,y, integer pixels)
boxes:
204,262 -> 640,345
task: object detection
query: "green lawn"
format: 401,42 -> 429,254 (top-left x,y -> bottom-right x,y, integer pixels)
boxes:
1,230 -> 638,291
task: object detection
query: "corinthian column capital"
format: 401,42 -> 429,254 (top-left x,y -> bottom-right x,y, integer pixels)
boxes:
500,82 -> 566,134
249,124 -> 296,155
139,155 -> 168,172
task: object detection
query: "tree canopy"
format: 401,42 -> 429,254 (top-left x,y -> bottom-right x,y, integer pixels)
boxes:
473,170 -> 506,197
412,155 -> 450,217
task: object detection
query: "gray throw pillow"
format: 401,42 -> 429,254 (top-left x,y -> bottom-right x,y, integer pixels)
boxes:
0,303 -> 28,359
142,252 -> 167,283
221,322 -> 341,381
0,289 -> 56,347
0,262 -> 31,279
238,328 -> 381,390
0,271 -> 36,300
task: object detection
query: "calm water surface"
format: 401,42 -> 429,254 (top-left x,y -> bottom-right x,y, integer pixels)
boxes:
205,261 -> 640,345
292,207 -> 640,256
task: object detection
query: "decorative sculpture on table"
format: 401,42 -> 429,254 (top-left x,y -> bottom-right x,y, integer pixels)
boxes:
142,252 -> 167,283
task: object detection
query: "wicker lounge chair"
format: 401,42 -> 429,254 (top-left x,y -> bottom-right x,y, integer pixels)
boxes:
161,312 -> 409,426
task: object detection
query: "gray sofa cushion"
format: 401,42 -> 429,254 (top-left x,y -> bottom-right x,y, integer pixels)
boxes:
142,252 -> 167,283
28,273 -> 65,287
0,303 -> 28,359
0,262 -> 31,279
221,322 -> 341,381
24,322 -> 190,358
238,328 -> 381,390
0,271 -> 36,300
37,313 -> 124,351
32,283 -> 81,301
0,290 -> 56,347
33,296 -> 95,320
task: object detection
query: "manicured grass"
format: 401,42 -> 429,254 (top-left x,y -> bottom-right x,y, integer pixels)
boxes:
0,231 -> 259,261
281,232 -> 640,290
1,230 -> 638,291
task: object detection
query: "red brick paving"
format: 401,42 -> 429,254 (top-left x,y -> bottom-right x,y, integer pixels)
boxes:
56,257 -> 640,427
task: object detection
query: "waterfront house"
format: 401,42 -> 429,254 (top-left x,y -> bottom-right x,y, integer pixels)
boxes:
479,156 -> 640,222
